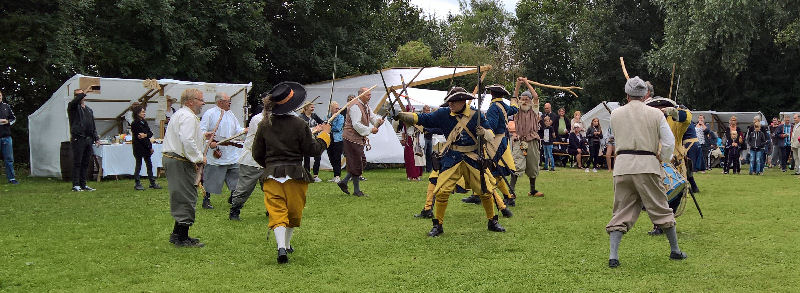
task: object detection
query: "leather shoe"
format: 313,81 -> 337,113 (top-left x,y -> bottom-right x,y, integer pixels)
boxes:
277,248 -> 289,264
461,195 -> 481,204
134,183 -> 145,191
174,237 -> 204,248
669,251 -> 688,260
287,247 -> 294,253
505,197 -> 516,207
428,219 -> 444,237
647,226 -> 663,236
487,215 -> 506,232
353,191 -> 368,197
500,208 -> 513,218
337,181 -> 350,195
609,259 -> 620,268
415,209 -> 433,218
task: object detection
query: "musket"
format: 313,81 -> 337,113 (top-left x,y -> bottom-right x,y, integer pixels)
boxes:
326,46 -> 338,118
378,69 -> 399,118
475,65 -> 488,194
392,67 -> 426,106
449,66 -> 457,88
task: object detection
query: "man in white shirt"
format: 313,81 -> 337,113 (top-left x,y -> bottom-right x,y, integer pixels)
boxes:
199,92 -> 246,209
336,87 -> 383,197
163,89 -> 210,247
228,95 -> 267,221
605,77 -> 687,268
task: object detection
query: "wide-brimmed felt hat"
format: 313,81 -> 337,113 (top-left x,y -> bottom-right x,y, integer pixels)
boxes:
269,82 -> 307,115
645,97 -> 677,108
440,88 -> 475,107
486,84 -> 510,97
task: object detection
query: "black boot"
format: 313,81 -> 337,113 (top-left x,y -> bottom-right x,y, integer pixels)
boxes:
428,219 -> 444,237
414,209 -> 433,218
227,191 -> 234,205
202,193 -> 214,209
173,224 -> 204,247
134,179 -> 144,191
169,221 -> 181,244
229,204 -> 242,221
506,197 -> 516,207
277,248 -> 289,264
149,178 -> 162,189
461,195 -> 481,204
500,208 -> 513,218
487,215 -> 506,232
647,225 -> 663,236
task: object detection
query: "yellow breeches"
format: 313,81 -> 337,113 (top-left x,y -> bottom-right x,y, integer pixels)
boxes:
496,177 -> 512,198
498,144 -> 516,170
424,182 -> 436,210
263,179 -> 308,229
433,162 -> 497,224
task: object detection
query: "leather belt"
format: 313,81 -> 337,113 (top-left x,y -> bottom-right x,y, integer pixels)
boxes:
163,152 -> 192,163
450,144 -> 478,153
617,150 -> 657,156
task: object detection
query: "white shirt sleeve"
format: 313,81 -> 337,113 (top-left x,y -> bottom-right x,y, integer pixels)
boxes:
349,104 -> 373,136
179,114 -> 204,163
658,116 -> 675,162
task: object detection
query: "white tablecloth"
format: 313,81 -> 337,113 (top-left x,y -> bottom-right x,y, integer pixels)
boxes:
93,144 -> 163,177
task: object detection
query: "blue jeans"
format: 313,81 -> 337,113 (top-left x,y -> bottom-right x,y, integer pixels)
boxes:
543,144 -> 555,170
0,136 -> 14,181
749,149 -> 764,173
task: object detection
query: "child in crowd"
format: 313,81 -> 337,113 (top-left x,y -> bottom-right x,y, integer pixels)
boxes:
539,116 -> 557,171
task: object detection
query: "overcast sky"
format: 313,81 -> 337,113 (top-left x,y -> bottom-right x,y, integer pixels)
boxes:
409,0 -> 518,18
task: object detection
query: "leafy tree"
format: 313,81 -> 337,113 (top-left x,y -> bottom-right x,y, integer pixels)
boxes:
388,40 -> 435,67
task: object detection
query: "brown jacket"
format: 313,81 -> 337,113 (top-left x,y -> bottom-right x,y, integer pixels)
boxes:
252,113 -> 331,183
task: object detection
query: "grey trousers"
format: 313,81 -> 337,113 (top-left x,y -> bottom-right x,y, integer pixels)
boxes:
202,164 -> 239,195
230,164 -> 265,207
512,139 -> 540,178
165,156 -> 198,225
606,173 -> 676,233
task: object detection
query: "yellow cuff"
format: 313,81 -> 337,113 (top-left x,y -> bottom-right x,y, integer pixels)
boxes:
412,113 -> 419,124
316,132 -> 332,147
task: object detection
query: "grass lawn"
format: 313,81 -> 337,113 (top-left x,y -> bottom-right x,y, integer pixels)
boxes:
1,166 -> 799,292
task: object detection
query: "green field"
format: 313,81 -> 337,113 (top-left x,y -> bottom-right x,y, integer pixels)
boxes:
1,167 -> 799,292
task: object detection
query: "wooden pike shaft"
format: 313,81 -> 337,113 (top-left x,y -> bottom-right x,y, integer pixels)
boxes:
326,84 -> 377,123
668,63 -> 676,100
620,57 -> 630,80
526,80 -> 583,98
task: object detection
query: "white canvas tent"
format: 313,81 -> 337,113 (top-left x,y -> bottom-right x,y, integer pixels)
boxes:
580,102 -> 621,144
779,112 -> 800,120
303,66 -> 490,169
28,74 -> 252,177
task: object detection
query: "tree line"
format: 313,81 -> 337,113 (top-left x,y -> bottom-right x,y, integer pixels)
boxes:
2,0 -> 799,164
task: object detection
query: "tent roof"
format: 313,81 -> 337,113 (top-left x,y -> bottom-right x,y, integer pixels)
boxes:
304,66 -> 490,117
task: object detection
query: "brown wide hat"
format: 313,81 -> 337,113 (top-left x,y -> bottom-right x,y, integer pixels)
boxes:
268,82 -> 307,115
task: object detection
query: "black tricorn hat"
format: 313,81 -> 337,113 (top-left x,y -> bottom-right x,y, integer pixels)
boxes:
486,84 -> 510,97
268,82 -> 307,115
440,87 -> 475,107
645,97 -> 676,108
